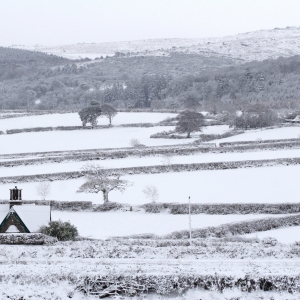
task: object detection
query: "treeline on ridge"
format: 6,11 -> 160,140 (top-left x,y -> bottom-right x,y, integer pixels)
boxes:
1,47 -> 300,112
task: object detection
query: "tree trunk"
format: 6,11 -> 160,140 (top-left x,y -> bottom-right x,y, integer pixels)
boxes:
109,115 -> 112,124
103,190 -> 109,204
187,131 -> 191,138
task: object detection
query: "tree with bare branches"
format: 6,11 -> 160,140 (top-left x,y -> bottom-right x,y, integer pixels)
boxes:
77,164 -> 132,203
161,153 -> 174,165
35,182 -> 51,200
129,138 -> 145,148
143,185 -> 159,203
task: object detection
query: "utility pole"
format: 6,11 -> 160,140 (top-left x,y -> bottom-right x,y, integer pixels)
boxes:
188,196 -> 192,246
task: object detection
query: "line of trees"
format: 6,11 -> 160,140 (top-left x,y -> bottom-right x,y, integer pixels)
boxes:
2,47 -> 300,112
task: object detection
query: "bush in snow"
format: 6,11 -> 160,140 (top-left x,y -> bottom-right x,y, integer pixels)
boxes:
0,233 -> 57,245
196,130 -> 244,142
93,202 -> 125,212
39,220 -> 78,241
129,138 -> 146,147
261,237 -> 278,247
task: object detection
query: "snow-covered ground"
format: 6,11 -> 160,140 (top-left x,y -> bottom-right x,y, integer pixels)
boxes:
244,226 -> 300,244
51,211 -> 291,239
1,148 -> 300,177
213,126 -> 300,144
1,164 -> 300,205
0,112 -> 177,131
0,126 -> 195,154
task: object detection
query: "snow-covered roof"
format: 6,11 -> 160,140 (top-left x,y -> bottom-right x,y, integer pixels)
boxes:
0,204 -> 50,232
0,204 -> 10,224
13,205 -> 50,232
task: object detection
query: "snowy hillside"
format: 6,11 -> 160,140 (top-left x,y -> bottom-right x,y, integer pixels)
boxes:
11,26 -> 300,62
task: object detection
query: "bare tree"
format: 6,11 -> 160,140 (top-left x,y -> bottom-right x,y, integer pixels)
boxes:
77,164 -> 132,203
101,104 -> 118,125
129,138 -> 145,148
161,153 -> 174,165
143,185 -> 159,203
35,182 -> 51,200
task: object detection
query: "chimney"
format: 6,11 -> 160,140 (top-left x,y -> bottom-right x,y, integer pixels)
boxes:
9,186 -> 22,209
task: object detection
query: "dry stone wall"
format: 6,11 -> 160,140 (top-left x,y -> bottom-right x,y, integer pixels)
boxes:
2,156 -> 300,183
220,138 -> 300,147
143,202 -> 300,215
164,213 -> 300,239
2,140 -> 300,168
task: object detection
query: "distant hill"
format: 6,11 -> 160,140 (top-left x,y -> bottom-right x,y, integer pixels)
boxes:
2,27 -> 300,111
0,47 -> 70,80
11,26 -> 300,62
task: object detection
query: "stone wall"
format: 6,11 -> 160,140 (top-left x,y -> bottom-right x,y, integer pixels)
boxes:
220,138 -> 300,147
1,156 -> 300,183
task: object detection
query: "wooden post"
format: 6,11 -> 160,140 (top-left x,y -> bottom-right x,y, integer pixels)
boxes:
188,196 -> 192,246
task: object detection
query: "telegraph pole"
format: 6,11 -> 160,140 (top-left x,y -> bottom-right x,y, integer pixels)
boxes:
188,196 -> 192,246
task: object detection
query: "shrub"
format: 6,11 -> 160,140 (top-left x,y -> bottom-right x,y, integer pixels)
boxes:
196,130 -> 244,142
262,237 -> 278,247
129,138 -> 146,147
93,202 -> 125,212
39,220 -> 78,241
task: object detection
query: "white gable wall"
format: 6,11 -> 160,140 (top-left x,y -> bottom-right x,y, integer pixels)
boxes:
6,225 -> 20,233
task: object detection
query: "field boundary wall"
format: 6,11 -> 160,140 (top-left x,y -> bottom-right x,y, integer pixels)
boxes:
1,140 -> 300,167
143,202 -> 300,214
163,214 -> 300,239
220,138 -> 300,147
2,156 -> 300,183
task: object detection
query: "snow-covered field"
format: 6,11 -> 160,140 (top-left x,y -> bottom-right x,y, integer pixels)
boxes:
2,111 -> 300,300
1,164 -> 300,205
213,126 -> 300,144
0,112 -> 177,131
244,226 -> 300,244
0,126 -> 195,154
1,148 -> 300,177
52,211 -> 291,239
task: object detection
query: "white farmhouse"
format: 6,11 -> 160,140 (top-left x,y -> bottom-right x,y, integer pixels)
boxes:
0,187 -> 50,233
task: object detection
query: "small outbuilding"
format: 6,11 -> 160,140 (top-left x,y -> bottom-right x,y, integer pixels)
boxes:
0,186 -> 50,233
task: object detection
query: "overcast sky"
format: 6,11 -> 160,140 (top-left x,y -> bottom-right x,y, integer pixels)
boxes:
1,0 -> 300,46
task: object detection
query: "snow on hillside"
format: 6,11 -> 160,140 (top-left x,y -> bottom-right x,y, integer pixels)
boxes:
11,26 -> 300,62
